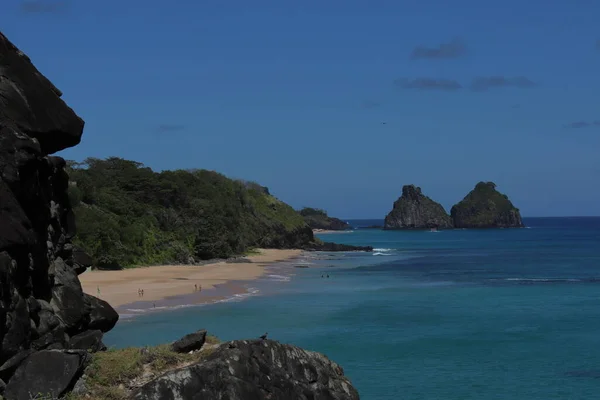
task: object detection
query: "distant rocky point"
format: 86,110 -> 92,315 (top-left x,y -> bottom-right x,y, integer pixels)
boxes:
451,182 -> 524,228
384,185 -> 453,230
300,207 -> 351,231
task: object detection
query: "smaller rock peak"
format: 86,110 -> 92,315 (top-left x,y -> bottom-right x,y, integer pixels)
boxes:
402,184 -> 422,198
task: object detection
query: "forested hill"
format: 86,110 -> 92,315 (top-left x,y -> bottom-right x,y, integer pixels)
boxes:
66,157 -> 317,268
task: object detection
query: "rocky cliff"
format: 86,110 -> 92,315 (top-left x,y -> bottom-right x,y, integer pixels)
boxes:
384,185 -> 453,229
299,208 -> 351,231
451,182 -> 524,228
0,31 -> 118,392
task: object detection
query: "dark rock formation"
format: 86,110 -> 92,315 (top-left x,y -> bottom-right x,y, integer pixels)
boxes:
0,30 -> 118,385
451,182 -> 524,228
84,293 -> 119,332
171,329 -> 207,353
305,242 -> 373,252
133,339 -> 360,400
69,329 -> 106,353
299,208 -> 351,231
384,185 -> 453,229
4,349 -> 90,400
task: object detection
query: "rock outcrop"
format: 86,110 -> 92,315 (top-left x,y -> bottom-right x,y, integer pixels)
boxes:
171,329 -> 207,353
4,350 -> 90,400
299,208 -> 351,231
133,339 -> 360,400
451,182 -> 524,228
384,185 -> 453,229
0,30 -> 118,388
305,241 -> 373,252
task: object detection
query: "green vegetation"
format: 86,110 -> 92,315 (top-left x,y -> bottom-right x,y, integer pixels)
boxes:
298,207 -> 350,231
70,335 -> 220,400
450,181 -> 522,227
67,157 -> 312,269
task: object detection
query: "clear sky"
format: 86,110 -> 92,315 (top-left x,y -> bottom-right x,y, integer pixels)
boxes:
3,0 -> 599,218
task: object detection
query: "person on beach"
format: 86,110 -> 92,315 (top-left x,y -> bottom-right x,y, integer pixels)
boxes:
97,286 -> 100,297
141,289 -> 144,297
199,284 -> 202,292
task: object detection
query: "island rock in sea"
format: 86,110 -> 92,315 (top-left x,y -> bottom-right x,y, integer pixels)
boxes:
0,30 -> 119,394
384,185 -> 453,229
451,181 -> 524,228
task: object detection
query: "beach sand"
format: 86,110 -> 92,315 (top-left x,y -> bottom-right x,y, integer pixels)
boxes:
79,249 -> 302,311
312,229 -> 353,234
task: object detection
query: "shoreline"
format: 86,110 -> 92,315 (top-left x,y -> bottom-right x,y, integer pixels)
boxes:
312,229 -> 354,234
79,249 -> 303,313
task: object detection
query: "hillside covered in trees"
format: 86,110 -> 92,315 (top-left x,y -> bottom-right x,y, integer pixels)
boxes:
66,158 -> 321,268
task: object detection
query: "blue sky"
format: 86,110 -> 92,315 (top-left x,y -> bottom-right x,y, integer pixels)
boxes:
3,0 -> 600,218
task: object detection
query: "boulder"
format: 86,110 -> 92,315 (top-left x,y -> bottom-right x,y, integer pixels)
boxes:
84,293 -> 119,332
171,329 -> 207,353
451,182 -> 524,228
72,246 -> 93,274
384,185 -> 453,230
133,339 -> 360,400
0,349 -> 35,382
4,350 -> 89,400
31,326 -> 69,351
69,330 -> 106,353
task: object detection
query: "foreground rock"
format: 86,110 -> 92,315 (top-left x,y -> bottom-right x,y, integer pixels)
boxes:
384,185 -> 453,230
300,207 -> 351,231
133,339 -> 360,400
451,182 -> 524,228
171,329 -> 207,353
4,350 -> 89,400
0,30 -> 118,385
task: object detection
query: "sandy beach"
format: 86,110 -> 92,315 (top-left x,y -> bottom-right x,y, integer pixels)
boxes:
79,249 -> 302,310
312,229 -> 353,234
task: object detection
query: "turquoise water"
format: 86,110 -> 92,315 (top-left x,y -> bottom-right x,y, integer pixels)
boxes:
105,217 -> 600,399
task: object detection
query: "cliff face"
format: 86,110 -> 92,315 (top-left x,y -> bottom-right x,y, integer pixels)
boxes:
384,185 -> 453,229
0,30 -> 118,386
451,182 -> 524,228
299,208 -> 351,231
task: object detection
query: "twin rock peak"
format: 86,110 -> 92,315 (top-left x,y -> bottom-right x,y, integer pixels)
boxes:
384,182 -> 524,230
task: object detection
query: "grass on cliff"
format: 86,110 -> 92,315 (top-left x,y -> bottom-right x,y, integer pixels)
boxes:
66,157 -> 310,269
70,335 -> 220,400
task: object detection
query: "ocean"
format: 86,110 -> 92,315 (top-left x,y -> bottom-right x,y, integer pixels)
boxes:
104,217 -> 600,399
